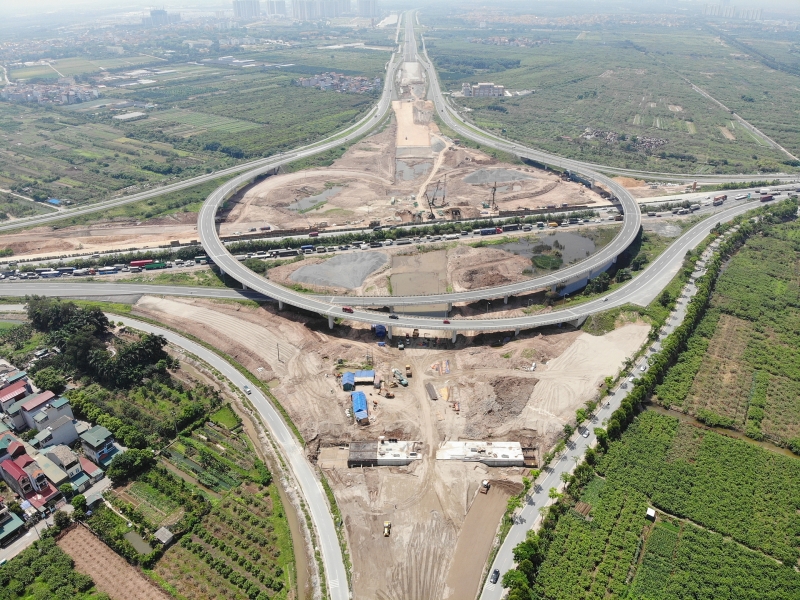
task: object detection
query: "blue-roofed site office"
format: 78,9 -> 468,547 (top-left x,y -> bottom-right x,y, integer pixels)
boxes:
342,370 -> 375,391
351,392 -> 369,424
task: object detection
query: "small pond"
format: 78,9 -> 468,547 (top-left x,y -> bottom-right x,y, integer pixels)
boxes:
287,186 -> 342,212
498,232 -> 596,264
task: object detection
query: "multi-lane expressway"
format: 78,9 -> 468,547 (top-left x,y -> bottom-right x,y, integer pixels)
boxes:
191,10 -> 644,334
2,13 -> 784,340
2,197 -> 767,337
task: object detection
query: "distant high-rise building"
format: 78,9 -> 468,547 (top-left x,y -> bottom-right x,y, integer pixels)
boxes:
143,9 -> 180,27
233,0 -> 261,19
267,0 -> 286,15
357,0 -> 378,18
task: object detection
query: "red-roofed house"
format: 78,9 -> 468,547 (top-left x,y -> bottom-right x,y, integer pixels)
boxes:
79,456 -> 104,484
0,450 -> 60,511
0,379 -> 31,414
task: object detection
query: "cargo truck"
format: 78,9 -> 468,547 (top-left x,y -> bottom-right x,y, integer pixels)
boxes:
405,364 -> 412,378
144,262 -> 167,270
130,259 -> 154,268
712,194 -> 727,206
760,194 -> 774,202
480,228 -> 497,236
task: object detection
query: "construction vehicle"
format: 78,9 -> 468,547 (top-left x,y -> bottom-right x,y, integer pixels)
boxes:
383,521 -> 392,537
391,368 -> 408,387
405,365 -> 412,378
479,480 -> 490,494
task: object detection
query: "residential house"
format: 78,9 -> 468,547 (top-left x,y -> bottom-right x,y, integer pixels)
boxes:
32,453 -> 69,489
79,456 -> 103,484
32,397 -> 74,430
20,391 -> 56,430
31,415 -> 79,450
0,500 -> 25,548
46,445 -> 90,493
80,425 -> 116,466
0,379 -> 31,414
0,443 -> 59,511
0,430 -> 17,462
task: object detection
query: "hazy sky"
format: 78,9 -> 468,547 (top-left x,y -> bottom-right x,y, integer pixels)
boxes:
1,0 -> 798,21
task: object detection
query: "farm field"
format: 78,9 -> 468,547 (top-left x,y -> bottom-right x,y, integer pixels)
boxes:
161,415 -> 272,493
153,484 -> 295,600
68,378 -> 223,450
58,526 -> 170,600
0,51 -> 379,208
654,217 -> 800,450
0,537 -> 102,600
427,25 -> 799,174
519,412 -> 800,600
597,412 -> 800,565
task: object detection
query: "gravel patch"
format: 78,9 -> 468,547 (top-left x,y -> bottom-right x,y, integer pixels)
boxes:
290,252 -> 388,289
463,168 -> 534,185
645,222 -> 683,238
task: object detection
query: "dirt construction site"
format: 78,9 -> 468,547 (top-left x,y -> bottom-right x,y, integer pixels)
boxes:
130,294 -> 650,600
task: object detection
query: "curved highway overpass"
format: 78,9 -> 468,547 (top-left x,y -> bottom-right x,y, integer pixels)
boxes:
196,11 -> 643,319
4,187 -> 762,336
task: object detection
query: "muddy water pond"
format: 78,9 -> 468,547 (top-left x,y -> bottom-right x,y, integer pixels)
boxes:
498,232 -> 596,264
287,186 -> 343,212
395,160 -> 431,181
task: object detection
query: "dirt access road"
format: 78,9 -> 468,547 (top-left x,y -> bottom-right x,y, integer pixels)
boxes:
58,526 -> 170,600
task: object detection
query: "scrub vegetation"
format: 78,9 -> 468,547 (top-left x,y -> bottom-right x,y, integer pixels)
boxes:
428,27 -> 800,174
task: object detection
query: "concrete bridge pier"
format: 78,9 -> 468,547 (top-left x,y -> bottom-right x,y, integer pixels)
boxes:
515,328 -> 520,337
504,295 -> 509,305
570,315 -> 588,328
447,302 -> 452,312
451,330 -> 457,344
278,300 -> 284,310
328,314 -> 335,329
387,326 -> 393,340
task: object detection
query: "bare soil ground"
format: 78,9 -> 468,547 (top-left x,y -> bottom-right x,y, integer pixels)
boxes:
442,484 -> 509,600
129,296 -> 650,600
58,526 -> 170,600
0,212 -> 199,260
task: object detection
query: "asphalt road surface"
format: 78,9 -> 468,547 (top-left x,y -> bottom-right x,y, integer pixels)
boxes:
1,194 -> 764,334
111,315 -> 350,600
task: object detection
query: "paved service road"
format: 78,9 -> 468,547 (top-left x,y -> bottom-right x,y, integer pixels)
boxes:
111,315 -> 350,600
479,226 -> 736,600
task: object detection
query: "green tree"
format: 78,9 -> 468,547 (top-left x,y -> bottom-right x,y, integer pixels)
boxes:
658,289 -> 672,307
32,366 -> 66,395
53,510 -> 70,530
502,568 -> 530,591
594,427 -> 608,450
107,449 -> 155,484
71,494 -> 87,512
575,408 -> 588,426
563,423 -> 574,438
59,483 -> 73,499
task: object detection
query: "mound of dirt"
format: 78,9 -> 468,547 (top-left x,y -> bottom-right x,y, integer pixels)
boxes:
449,245 -> 531,291
465,376 -> 538,433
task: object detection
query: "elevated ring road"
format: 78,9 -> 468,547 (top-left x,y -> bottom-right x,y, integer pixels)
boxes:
197,12 -> 643,322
